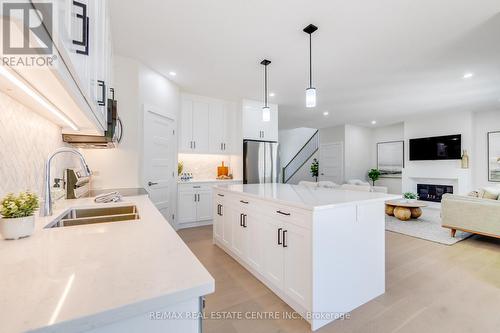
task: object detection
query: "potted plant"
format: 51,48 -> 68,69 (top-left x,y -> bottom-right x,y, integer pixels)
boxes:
368,169 -> 381,186
0,192 -> 39,240
310,158 -> 319,182
403,192 -> 419,203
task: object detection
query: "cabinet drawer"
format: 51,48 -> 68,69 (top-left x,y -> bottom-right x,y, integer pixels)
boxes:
258,201 -> 312,230
179,184 -> 213,192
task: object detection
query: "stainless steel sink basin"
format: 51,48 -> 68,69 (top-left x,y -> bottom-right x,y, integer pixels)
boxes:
46,205 -> 140,228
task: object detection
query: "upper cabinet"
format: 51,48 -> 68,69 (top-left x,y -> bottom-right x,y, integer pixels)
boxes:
242,99 -> 278,141
180,94 -> 236,154
19,0 -> 114,133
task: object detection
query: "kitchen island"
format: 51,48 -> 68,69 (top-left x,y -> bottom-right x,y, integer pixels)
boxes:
212,183 -> 399,331
0,194 -> 214,333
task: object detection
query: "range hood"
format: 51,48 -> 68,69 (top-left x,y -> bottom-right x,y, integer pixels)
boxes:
63,98 -> 122,149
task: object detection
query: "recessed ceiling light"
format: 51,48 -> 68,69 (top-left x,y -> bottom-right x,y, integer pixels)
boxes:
463,72 -> 474,79
269,92 -> 275,97
323,111 -> 329,116
371,120 -> 377,125
169,71 -> 177,76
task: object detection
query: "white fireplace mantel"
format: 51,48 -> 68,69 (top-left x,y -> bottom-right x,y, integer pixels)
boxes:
402,165 -> 472,195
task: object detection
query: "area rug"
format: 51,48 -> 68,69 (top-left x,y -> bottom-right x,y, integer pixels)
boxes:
385,207 -> 472,245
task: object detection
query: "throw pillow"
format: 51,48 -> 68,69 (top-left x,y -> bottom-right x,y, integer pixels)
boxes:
468,190 -> 479,198
482,187 -> 500,200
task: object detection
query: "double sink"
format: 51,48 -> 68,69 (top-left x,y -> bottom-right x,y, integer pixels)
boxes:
45,205 -> 140,229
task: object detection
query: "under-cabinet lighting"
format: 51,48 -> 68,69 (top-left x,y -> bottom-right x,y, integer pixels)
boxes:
0,66 -> 79,131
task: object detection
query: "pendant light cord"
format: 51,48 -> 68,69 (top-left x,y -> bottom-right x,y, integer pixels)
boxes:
309,33 -> 312,88
264,64 -> 268,107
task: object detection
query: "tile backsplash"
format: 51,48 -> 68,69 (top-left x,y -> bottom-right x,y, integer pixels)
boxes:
0,91 -> 75,198
178,154 -> 235,179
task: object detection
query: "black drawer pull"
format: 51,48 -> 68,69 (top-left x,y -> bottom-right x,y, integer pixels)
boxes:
243,214 -> 247,228
217,194 -> 224,197
193,186 -> 201,188
240,200 -> 249,204
240,214 -> 244,227
72,1 -> 89,55
283,230 -> 288,248
277,228 -> 282,245
97,80 -> 106,106
277,210 -> 291,216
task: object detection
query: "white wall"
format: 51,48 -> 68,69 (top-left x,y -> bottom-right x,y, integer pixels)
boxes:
473,109 -> 500,189
344,125 -> 373,182
85,56 -> 180,190
371,123 -> 404,194
279,127 -> 317,167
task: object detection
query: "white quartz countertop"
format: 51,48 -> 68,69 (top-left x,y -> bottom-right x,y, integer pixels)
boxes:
214,183 -> 400,210
177,179 -> 242,184
0,195 -> 214,333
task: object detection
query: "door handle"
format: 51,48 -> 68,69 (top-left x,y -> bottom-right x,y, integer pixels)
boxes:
72,1 -> 89,55
283,230 -> 288,248
97,80 -> 106,106
277,228 -> 282,245
148,181 -> 158,186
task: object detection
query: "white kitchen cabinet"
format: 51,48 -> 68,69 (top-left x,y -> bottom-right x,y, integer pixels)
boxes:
177,185 -> 212,227
261,217 -> 285,290
177,190 -> 197,224
242,99 -> 278,141
244,211 -> 264,272
28,0 -> 114,132
230,208 -> 246,258
283,223 -> 311,310
178,181 -> 242,230
209,103 -> 233,153
196,190 -> 212,221
180,94 -> 235,154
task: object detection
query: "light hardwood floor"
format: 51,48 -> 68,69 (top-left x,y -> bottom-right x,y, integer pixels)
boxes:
178,226 -> 500,333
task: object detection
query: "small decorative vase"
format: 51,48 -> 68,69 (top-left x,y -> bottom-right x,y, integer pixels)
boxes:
0,216 -> 35,240
461,150 -> 469,169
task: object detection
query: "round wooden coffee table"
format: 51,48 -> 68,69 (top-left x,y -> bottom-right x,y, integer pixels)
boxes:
385,200 -> 427,221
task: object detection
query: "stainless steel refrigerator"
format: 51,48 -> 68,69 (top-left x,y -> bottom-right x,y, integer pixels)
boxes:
243,140 -> 280,184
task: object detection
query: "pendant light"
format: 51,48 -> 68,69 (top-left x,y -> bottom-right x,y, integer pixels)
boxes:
303,24 -> 318,108
261,59 -> 271,122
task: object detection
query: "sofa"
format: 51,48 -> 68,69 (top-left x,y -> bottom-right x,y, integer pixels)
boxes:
441,193 -> 500,239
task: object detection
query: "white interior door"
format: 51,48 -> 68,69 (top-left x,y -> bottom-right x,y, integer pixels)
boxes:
319,142 -> 344,184
143,106 -> 176,225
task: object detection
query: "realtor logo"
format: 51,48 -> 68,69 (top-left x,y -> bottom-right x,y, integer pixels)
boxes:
1,1 -> 56,67
2,1 -> 52,54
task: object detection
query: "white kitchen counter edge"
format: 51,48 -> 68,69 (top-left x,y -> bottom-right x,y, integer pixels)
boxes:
213,184 -> 400,211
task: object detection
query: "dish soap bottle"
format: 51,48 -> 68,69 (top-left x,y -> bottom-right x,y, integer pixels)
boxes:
461,150 -> 469,169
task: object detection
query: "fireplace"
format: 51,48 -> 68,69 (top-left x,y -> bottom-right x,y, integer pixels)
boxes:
417,184 -> 453,202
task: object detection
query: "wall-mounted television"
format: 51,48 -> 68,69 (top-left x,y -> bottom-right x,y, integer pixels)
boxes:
409,134 -> 462,161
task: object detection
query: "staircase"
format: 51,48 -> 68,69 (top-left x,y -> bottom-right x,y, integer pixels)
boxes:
282,130 -> 319,183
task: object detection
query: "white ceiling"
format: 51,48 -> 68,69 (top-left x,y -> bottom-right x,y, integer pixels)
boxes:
110,0 -> 500,129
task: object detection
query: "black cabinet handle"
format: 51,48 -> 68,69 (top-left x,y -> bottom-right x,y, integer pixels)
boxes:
194,141 -> 196,149
97,80 -> 106,106
217,204 -> 220,216
194,194 -> 197,202
240,214 -> 244,227
193,186 -> 201,188
220,205 -> 223,216
240,200 -> 249,204
276,210 -> 291,216
148,181 -> 158,186
72,1 -> 89,55
217,194 -> 224,197
243,215 -> 247,228
277,228 -> 282,245
283,230 -> 288,248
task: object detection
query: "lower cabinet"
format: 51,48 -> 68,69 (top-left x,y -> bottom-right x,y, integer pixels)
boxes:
177,185 -> 212,228
213,193 -> 311,312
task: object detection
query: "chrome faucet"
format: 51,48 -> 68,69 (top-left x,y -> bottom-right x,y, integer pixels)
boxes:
41,148 -> 92,216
